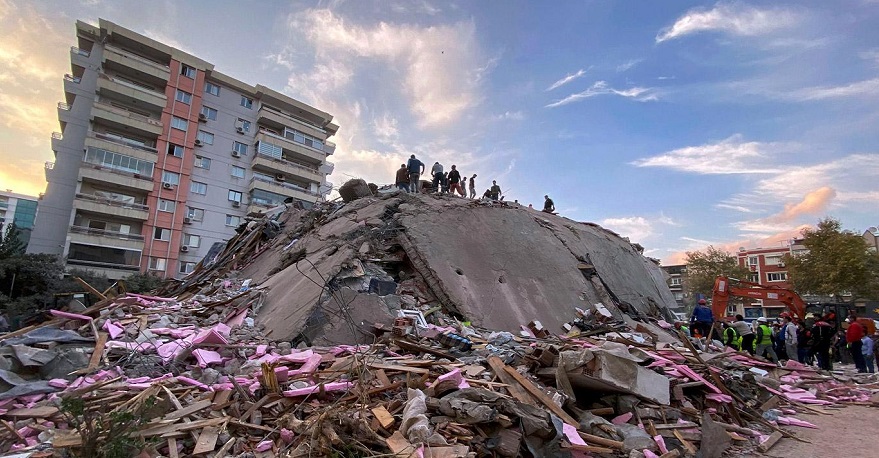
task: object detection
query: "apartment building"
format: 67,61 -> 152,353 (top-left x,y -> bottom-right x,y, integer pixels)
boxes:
864,226 -> 878,252
29,19 -> 338,279
661,264 -> 687,308
0,191 -> 39,250
735,241 -> 806,319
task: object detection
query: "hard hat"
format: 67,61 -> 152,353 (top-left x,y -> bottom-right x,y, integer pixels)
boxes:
698,299 -> 707,305
757,317 -> 767,323
780,312 -> 790,318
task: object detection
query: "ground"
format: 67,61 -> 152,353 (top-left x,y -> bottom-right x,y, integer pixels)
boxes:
762,405 -> 879,457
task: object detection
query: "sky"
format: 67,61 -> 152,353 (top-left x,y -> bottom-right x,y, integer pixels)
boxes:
1,0 -> 877,265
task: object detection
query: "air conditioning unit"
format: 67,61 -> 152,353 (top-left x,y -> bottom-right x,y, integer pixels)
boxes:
778,262 -> 785,267
180,246 -> 189,252
162,182 -> 173,189
275,174 -> 285,182
232,201 -> 241,208
231,151 -> 241,158
198,113 -> 207,122
194,139 -> 203,146
183,217 -> 192,224
236,127 -> 244,133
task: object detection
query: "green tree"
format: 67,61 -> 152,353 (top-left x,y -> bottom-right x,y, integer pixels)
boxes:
784,217 -> 879,302
684,246 -> 752,307
0,223 -> 26,260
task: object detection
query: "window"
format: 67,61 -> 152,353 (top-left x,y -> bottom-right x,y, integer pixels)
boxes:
228,190 -> 243,202
158,199 -> 176,212
231,165 -> 246,178
196,131 -> 214,145
148,257 -> 167,271
670,277 -> 682,286
673,292 -> 684,301
194,155 -> 211,169
767,272 -> 787,282
161,171 -> 180,185
84,147 -> 155,176
167,143 -> 184,158
171,116 -> 188,131
205,81 -> 220,96
179,261 -> 196,274
225,215 -> 241,226
153,227 -> 171,241
186,207 -> 205,222
233,141 -> 248,155
175,89 -> 192,104
240,96 -> 253,109
190,181 -> 207,195
180,65 -> 196,78
236,119 -> 251,133
200,106 -> 217,121
284,128 -> 324,151
749,274 -> 759,283
748,256 -> 758,266
183,233 -> 200,248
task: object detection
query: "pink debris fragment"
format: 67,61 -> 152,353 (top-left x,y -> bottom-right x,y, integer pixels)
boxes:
280,428 -> 294,443
192,349 -> 223,367
643,450 -> 660,458
256,344 -> 268,357
654,435 -> 668,454
192,324 -> 231,345
706,393 -> 733,403
434,369 -> 471,389
177,376 -> 211,391
48,379 -> 69,389
676,365 -> 722,394
563,423 -> 587,445
255,440 -> 273,452
102,320 -> 124,339
777,416 -> 817,428
50,309 -> 92,321
225,308 -> 248,327
288,354 -> 323,377
612,412 -> 633,425
126,293 -> 176,302
282,381 -> 354,397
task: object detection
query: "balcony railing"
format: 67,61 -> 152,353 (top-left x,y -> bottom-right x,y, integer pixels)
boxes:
88,131 -> 158,153
98,73 -> 165,99
67,258 -> 140,271
52,132 -> 63,140
255,153 -> 320,175
75,193 -> 149,211
258,128 -> 328,156
45,162 -> 55,170
64,74 -> 81,83
93,101 -> 163,127
259,104 -> 326,134
250,175 -> 321,197
70,225 -> 145,241
58,102 -> 71,111
104,44 -> 170,70
70,46 -> 90,57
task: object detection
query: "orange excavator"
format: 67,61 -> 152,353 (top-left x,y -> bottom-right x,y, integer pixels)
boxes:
711,276 -> 876,334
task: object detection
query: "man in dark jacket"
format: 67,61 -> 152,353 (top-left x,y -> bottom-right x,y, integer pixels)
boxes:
395,164 -> 410,192
811,317 -> 834,370
407,155 -> 425,193
448,166 -> 465,197
690,299 -> 714,339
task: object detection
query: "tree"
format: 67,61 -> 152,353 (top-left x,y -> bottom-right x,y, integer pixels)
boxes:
784,217 -> 879,302
684,246 -> 752,307
0,223 -> 26,260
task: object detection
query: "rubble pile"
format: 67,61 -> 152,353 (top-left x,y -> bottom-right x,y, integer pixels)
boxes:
0,191 -> 876,457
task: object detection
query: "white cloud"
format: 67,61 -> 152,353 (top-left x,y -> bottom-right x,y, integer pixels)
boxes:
860,49 -> 879,67
787,78 -> 879,101
546,68 -> 587,91
714,203 -> 755,213
656,2 -> 801,43
546,81 -> 658,108
616,59 -> 642,72
373,113 -> 399,142
631,134 -> 784,174
491,110 -> 524,121
600,214 -> 680,244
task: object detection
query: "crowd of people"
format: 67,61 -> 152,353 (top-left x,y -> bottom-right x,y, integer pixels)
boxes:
394,154 -> 557,213
675,299 -> 877,373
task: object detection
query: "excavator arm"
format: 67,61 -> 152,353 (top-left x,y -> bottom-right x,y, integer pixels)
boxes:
711,276 -> 807,320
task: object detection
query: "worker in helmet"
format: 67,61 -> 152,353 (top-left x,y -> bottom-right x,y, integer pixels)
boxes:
755,317 -> 779,364
690,298 -> 714,340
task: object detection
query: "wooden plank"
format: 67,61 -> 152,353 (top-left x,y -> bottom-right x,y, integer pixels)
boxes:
375,369 -> 392,387
371,405 -> 395,429
160,399 -> 212,421
485,356 -> 538,407
212,389 -> 233,409
757,431 -> 783,453
565,444 -> 614,454
368,362 -> 430,374
85,331 -> 108,372
167,438 -> 179,458
674,429 -> 698,455
654,421 -> 698,430
192,426 -> 220,454
139,416 -> 228,438
587,407 -> 614,416
3,406 -> 59,418
501,364 -> 578,425
75,276 -> 107,301
760,395 -> 780,412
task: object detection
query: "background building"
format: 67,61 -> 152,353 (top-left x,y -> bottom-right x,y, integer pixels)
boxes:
0,191 -> 39,250
661,264 -> 687,309
864,226 -> 878,252
29,19 -> 338,279
735,241 -> 807,319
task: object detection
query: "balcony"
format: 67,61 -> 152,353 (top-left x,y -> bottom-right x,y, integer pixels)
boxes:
249,176 -> 321,204
252,153 -> 323,184
51,132 -> 63,151
66,243 -> 141,279
102,45 -> 170,83
73,193 -> 149,220
255,130 -> 325,165
96,73 -> 166,112
44,162 -> 54,181
91,100 -> 164,137
257,105 -> 326,139
78,163 -> 154,192
69,225 -> 145,250
86,131 -> 157,162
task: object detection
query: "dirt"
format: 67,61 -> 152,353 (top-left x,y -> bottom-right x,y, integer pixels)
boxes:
763,405 -> 879,457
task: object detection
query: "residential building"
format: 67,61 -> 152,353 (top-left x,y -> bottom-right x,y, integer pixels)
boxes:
0,191 -> 39,250
735,241 -> 807,319
29,19 -> 338,279
661,264 -> 687,309
864,226 -> 878,252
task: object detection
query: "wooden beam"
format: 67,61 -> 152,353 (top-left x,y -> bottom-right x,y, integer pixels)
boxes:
485,356 -> 538,407
758,431 -> 783,453
74,276 -> 107,301
501,365 -> 579,426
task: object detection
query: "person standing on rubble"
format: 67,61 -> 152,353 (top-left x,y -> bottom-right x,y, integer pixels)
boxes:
468,174 -> 477,198
811,316 -> 834,370
689,299 -> 714,340
846,315 -> 867,373
732,315 -> 755,355
722,322 -> 740,350
395,164 -> 410,192
755,317 -> 779,364
448,165 -> 465,197
782,315 -> 798,362
441,172 -> 450,194
490,180 -> 502,201
796,321 -> 812,364
861,333 -> 875,373
407,154 -> 425,193
431,162 -> 444,192
543,195 -> 556,213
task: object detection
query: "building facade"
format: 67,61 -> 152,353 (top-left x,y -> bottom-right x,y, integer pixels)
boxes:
0,191 -> 39,250
661,264 -> 687,309
735,241 -> 806,319
864,226 -> 878,252
29,19 -> 337,279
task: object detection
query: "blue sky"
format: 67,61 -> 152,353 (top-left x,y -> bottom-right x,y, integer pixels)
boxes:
1,0 -> 877,263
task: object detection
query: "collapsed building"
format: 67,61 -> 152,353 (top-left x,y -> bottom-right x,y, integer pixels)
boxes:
0,188 -> 875,458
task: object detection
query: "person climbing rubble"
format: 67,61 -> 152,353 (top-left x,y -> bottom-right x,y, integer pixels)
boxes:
395,164 -> 410,192
732,314 -> 755,355
755,316 -> 779,364
689,299 -> 714,340
448,165 -> 465,197
482,188 -> 492,199
468,174 -> 477,199
542,195 -> 555,213
490,180 -> 502,201
407,154 -> 425,193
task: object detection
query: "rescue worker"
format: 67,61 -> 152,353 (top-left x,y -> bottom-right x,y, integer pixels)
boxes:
811,316 -> 834,370
543,195 -> 555,213
407,154 -> 425,193
395,164 -> 410,192
722,322 -> 740,350
689,299 -> 714,340
490,180 -> 502,201
755,317 -> 779,364
782,315 -> 798,362
732,314 -> 755,355
674,321 -> 691,337
846,315 -> 867,373
447,165 -> 465,197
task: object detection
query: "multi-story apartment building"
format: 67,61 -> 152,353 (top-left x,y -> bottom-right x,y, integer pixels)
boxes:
864,226 -> 878,252
0,191 -> 39,250
735,241 -> 807,319
661,264 -> 687,309
29,19 -> 337,279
